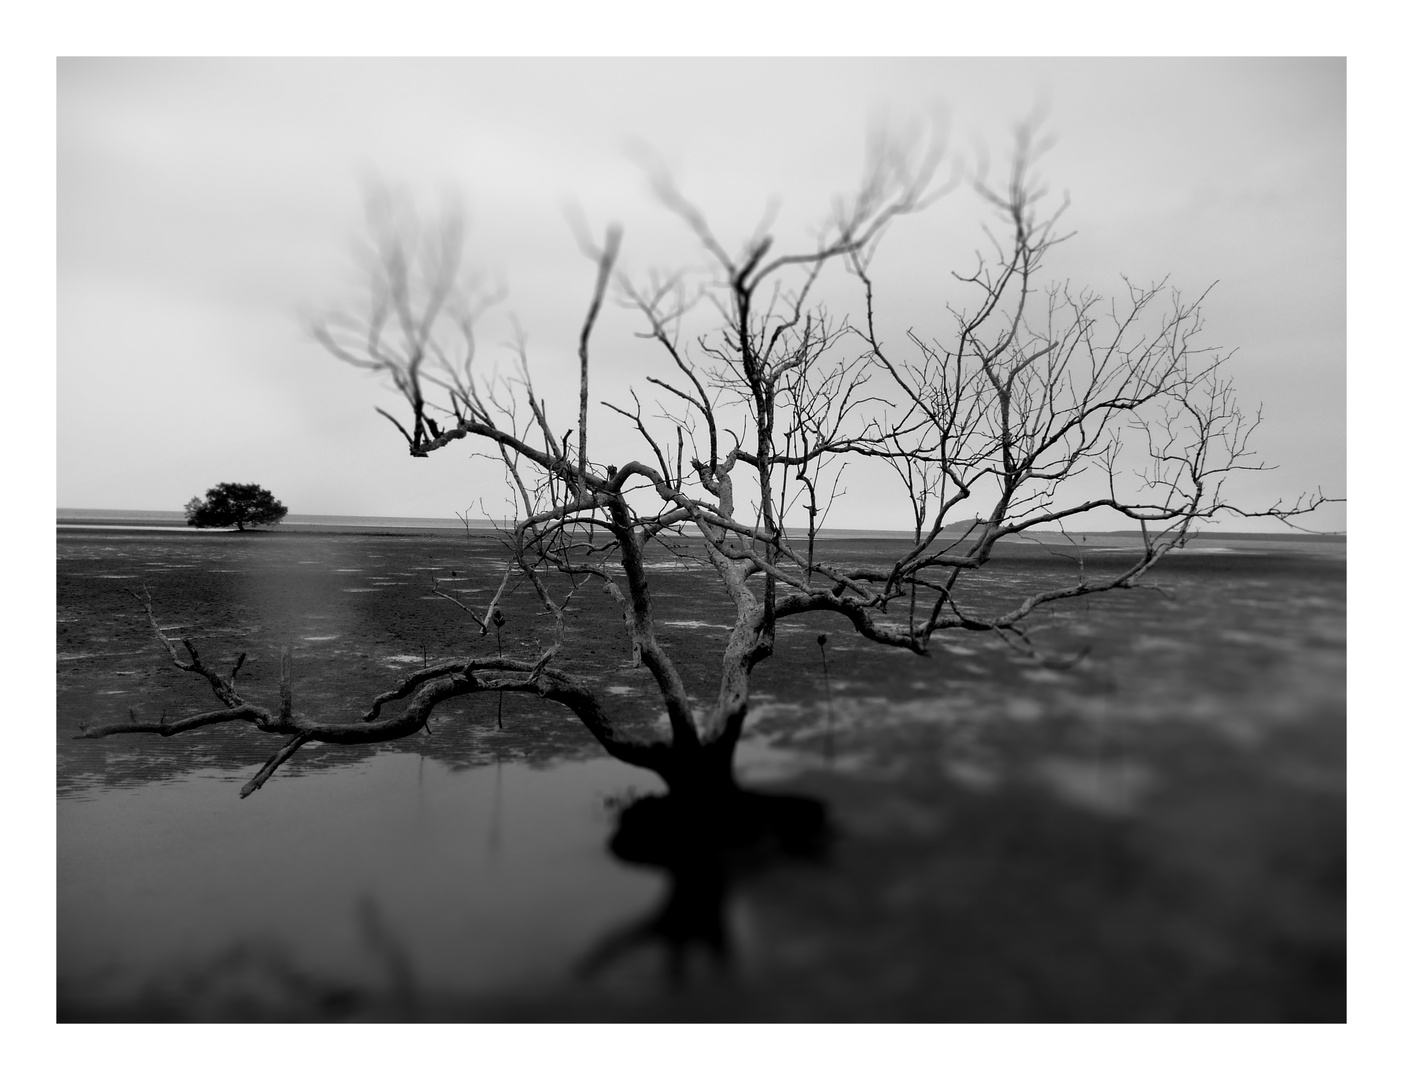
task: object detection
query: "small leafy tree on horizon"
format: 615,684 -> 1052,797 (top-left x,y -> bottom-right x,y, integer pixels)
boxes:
184,482 -> 288,531
83,123 -> 1334,810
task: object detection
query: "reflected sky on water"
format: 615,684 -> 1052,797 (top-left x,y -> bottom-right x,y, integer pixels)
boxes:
58,752 -> 673,1015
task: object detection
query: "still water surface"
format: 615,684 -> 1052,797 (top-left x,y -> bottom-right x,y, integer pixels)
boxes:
58,752 -> 672,1015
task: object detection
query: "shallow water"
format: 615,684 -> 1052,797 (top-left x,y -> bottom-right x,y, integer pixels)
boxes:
58,753 -> 670,1017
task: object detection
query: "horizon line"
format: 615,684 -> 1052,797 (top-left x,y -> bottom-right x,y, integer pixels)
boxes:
55,507 -> 1346,539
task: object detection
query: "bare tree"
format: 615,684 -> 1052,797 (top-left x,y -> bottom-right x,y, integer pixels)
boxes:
77,125 -> 1330,807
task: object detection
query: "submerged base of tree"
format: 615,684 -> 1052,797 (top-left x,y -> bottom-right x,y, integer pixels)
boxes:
610,787 -> 831,867
576,786 -> 831,983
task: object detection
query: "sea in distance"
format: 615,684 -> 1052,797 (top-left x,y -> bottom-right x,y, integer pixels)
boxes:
56,507 -> 1344,547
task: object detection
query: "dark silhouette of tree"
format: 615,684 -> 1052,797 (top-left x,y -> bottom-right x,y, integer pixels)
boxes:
184,483 -> 288,531
81,123 -> 1333,814
577,789 -> 829,982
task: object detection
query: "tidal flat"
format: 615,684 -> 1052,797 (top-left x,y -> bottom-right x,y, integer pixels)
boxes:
57,528 -> 1346,1020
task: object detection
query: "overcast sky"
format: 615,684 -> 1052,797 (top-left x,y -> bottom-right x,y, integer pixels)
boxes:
57,58 -> 1345,531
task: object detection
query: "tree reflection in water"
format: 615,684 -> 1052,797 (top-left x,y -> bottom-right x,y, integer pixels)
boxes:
578,788 -> 830,984
59,896 -> 418,1022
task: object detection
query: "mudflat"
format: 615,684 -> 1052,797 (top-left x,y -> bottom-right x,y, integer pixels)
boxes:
57,528 -> 1345,1020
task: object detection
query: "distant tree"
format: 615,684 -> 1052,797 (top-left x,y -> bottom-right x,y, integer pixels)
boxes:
84,124 -> 1332,817
184,483 -> 288,531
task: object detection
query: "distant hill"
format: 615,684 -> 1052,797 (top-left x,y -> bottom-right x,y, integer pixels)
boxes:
932,517 -> 984,537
